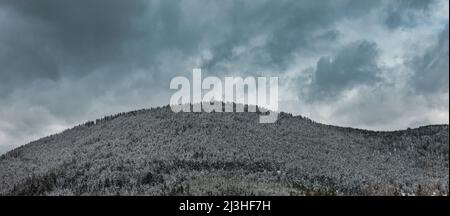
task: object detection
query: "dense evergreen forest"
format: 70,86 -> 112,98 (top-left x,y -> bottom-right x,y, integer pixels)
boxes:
0,104 -> 448,195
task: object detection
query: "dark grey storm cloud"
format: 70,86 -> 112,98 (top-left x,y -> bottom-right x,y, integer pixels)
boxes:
0,0 -> 448,153
201,0 -> 382,76
0,0 -> 147,95
411,24 -> 449,93
1,0 -> 384,83
309,41 -> 380,99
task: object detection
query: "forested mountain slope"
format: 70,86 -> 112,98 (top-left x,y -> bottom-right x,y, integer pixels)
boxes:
0,105 -> 448,195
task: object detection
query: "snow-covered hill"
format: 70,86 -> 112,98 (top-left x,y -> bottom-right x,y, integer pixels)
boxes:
0,104 -> 448,195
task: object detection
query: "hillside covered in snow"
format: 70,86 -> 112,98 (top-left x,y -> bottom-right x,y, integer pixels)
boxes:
0,104 -> 448,195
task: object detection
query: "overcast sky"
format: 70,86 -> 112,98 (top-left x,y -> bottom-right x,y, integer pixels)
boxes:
0,0 -> 448,154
